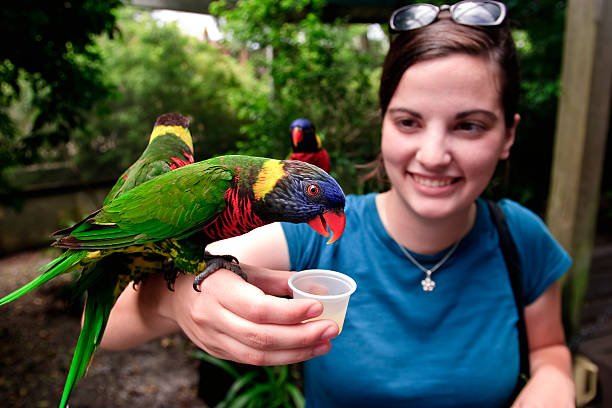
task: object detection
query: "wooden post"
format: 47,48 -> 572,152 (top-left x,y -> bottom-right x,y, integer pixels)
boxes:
546,0 -> 612,336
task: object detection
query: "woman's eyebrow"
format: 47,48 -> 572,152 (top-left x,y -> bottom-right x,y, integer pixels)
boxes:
455,110 -> 498,121
387,107 -> 422,118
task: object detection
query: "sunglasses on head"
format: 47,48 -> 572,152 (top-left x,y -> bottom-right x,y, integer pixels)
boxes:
389,1 -> 506,32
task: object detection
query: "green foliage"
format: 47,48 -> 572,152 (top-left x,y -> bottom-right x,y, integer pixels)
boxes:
0,0 -> 120,169
194,351 -> 304,408
211,0 -> 386,193
70,8 -> 263,179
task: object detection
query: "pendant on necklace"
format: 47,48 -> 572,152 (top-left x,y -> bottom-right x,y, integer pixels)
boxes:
397,241 -> 459,292
421,271 -> 436,291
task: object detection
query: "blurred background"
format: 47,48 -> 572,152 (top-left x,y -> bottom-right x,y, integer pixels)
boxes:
0,0 -> 611,407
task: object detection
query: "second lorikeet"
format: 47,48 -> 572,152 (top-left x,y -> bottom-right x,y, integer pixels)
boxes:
54,112 -> 196,408
1,154 -> 345,408
289,118 -> 331,172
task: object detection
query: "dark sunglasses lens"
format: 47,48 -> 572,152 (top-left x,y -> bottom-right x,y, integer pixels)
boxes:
392,5 -> 438,31
452,2 -> 503,25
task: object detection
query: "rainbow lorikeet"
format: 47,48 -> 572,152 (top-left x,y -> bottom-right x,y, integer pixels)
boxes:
3,112 -> 197,408
0,154 -> 345,408
289,118 -> 331,173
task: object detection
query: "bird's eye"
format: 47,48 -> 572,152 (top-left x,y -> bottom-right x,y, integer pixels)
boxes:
306,184 -> 320,196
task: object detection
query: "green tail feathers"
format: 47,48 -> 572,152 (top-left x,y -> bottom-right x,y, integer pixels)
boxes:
59,262 -> 120,408
0,250 -> 88,306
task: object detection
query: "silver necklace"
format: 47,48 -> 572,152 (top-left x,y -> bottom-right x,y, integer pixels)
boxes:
397,241 -> 460,292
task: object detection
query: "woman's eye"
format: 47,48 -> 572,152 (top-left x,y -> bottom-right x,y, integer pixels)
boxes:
397,118 -> 418,129
456,122 -> 486,132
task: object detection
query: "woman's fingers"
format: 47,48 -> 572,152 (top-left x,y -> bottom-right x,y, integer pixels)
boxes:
226,311 -> 339,351
205,328 -> 333,366
201,268 -> 322,325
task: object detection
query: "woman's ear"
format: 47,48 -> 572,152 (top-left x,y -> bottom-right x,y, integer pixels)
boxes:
500,113 -> 520,160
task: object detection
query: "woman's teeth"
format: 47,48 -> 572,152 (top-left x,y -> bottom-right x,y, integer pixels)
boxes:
413,175 -> 454,187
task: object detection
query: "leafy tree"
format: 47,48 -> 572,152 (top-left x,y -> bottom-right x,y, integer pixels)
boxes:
0,0 -> 121,172
70,7 -> 263,179
210,0 -> 386,193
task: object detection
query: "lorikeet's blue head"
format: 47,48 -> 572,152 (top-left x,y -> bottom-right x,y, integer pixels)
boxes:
290,118 -> 321,153
250,158 -> 346,243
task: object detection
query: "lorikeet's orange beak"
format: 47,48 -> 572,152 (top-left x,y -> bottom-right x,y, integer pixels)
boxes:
307,210 -> 346,244
292,127 -> 303,147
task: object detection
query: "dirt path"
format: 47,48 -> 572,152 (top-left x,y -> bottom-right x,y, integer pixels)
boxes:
0,250 -> 208,408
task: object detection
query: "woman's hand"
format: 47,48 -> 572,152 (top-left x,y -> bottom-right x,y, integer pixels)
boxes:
511,359 -> 575,408
102,262 -> 339,366
167,264 -> 338,365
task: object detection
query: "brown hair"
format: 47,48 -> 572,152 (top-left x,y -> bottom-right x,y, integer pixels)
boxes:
379,16 -> 519,127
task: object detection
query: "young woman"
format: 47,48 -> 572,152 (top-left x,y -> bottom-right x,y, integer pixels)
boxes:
100,2 -> 574,406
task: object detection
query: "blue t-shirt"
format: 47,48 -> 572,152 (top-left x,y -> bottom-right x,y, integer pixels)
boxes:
282,194 -> 571,408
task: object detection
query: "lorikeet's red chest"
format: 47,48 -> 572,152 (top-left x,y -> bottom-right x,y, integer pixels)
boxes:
290,151 -> 331,173
168,151 -> 194,170
201,186 -> 265,242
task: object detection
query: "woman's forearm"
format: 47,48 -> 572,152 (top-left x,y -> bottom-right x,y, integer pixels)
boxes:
100,273 -> 180,350
530,343 -> 573,378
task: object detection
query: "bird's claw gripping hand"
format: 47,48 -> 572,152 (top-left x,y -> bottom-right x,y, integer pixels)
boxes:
192,252 -> 246,291
163,262 -> 180,291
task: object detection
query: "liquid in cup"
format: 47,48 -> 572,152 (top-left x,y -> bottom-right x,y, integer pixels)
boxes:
288,269 -> 357,333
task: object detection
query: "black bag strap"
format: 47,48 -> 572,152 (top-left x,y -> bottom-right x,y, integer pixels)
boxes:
485,199 -> 530,403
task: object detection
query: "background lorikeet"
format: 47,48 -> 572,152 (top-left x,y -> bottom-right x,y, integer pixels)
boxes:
1,153 -> 345,408
289,118 -> 331,173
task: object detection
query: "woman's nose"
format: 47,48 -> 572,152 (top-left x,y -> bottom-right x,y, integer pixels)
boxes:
415,133 -> 452,168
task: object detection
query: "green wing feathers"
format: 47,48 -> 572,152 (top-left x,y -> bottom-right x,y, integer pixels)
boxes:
57,163 -> 233,249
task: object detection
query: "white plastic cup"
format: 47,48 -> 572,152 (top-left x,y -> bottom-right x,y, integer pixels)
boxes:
288,269 -> 357,334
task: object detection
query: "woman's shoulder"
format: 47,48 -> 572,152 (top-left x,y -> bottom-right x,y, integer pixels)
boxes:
491,198 -> 555,250
493,198 -> 571,303
496,198 -> 548,233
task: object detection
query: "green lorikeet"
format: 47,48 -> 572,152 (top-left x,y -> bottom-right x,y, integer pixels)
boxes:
1,154 -> 345,408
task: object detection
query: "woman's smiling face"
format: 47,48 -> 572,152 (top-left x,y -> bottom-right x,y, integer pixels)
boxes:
381,53 -> 518,220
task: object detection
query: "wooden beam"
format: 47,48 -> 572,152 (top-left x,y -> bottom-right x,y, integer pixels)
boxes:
546,0 -> 612,335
